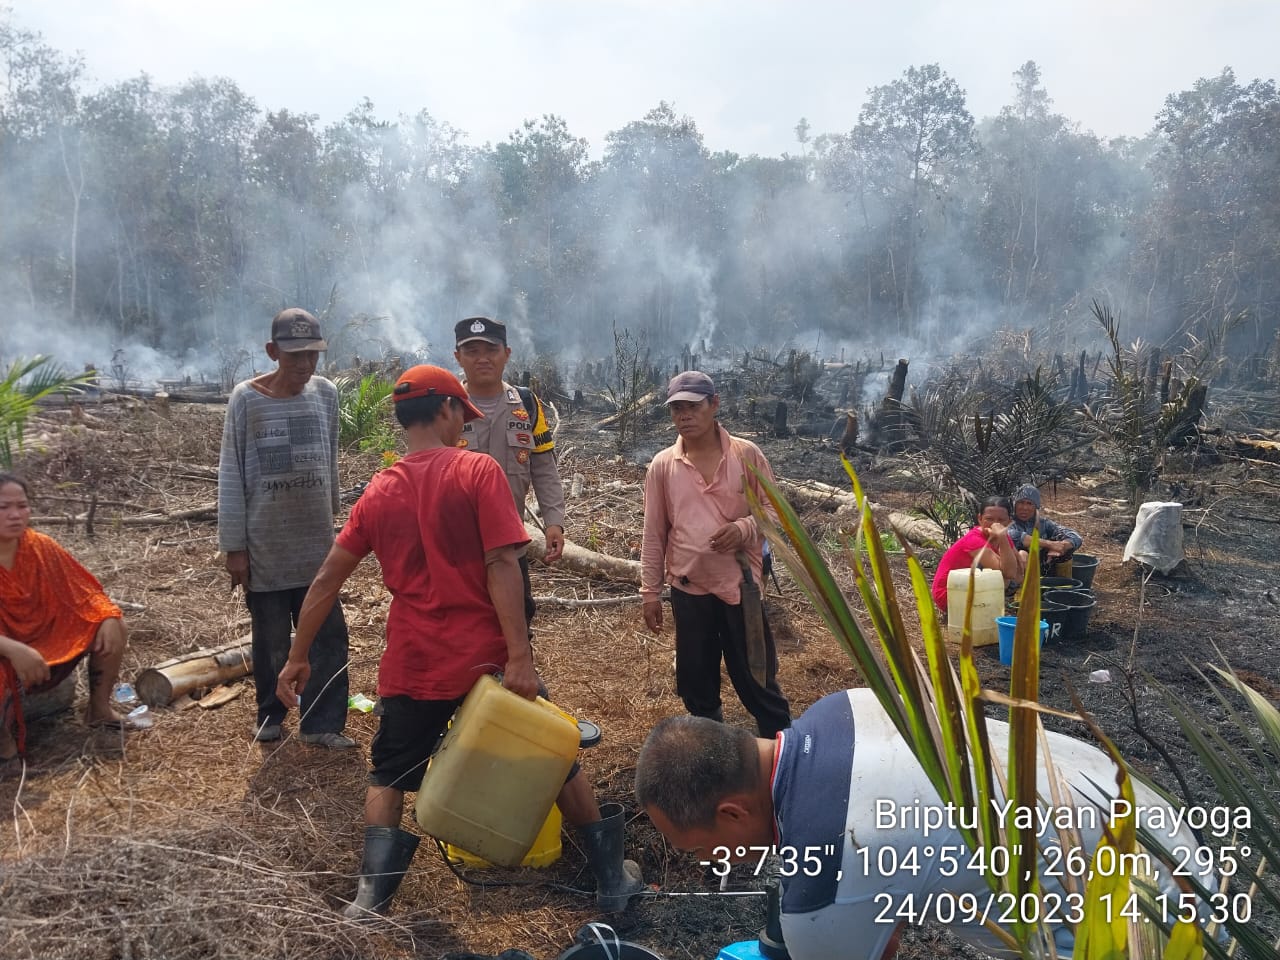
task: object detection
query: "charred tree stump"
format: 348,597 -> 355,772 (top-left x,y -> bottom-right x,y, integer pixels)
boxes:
773,402 -> 789,437
1170,383 -> 1209,446
1160,360 -> 1173,404
887,358 -> 909,403
1144,352 -> 1161,397
868,358 -> 911,449
839,412 -> 859,456
1070,350 -> 1089,402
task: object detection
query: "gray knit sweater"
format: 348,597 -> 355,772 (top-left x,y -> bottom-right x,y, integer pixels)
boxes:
217,377 -> 340,592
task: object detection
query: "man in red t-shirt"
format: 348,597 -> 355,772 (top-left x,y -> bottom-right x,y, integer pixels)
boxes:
277,365 -> 643,918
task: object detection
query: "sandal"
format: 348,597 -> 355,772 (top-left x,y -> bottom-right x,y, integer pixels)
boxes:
86,711 -> 147,732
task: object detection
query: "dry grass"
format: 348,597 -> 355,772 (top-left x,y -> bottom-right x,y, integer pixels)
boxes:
2,400 -> 859,960
6,395 -> 1275,959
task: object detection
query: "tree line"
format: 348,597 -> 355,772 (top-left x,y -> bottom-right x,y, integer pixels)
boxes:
2,18 -> 1278,377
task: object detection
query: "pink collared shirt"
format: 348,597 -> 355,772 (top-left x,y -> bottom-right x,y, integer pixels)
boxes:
641,424 -> 776,605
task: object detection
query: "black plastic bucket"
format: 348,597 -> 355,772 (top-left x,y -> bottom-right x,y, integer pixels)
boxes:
1043,589 -> 1096,639
556,946 -> 664,960
1040,576 -> 1083,592
557,925 -> 666,960
1034,598 -> 1070,642
1071,554 -> 1100,589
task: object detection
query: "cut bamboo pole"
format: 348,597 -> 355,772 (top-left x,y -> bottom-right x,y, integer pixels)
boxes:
135,635 -> 253,707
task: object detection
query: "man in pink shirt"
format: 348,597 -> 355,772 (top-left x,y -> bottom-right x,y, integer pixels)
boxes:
641,371 -> 791,737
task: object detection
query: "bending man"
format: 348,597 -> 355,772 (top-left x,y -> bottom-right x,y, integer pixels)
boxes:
637,688 -> 1217,960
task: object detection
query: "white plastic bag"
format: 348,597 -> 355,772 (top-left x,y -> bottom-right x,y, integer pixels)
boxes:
1122,501 -> 1184,573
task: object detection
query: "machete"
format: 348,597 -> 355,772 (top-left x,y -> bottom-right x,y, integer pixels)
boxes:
735,550 -> 768,687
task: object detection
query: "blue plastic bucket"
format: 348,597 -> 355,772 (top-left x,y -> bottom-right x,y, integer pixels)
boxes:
996,616 -> 1048,665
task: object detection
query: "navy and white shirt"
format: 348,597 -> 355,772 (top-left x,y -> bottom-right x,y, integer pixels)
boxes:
770,690 -> 1214,960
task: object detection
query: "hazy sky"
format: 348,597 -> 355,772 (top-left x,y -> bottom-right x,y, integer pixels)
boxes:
12,0 -> 1279,156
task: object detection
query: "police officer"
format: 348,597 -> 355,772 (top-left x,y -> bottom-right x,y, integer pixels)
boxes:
454,317 -> 565,625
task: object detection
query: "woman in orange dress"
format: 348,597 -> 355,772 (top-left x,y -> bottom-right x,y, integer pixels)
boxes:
1,472 -> 133,762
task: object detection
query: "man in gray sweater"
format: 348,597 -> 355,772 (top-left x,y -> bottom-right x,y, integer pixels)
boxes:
217,308 -> 352,747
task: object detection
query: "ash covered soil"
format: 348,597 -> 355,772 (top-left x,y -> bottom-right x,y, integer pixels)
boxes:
2,394 -> 1279,960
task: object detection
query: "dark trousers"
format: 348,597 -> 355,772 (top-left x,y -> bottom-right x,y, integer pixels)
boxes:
518,554 -> 537,625
246,586 -> 350,733
670,586 -> 791,738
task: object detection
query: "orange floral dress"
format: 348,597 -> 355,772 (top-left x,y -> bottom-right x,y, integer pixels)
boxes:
1,529 -> 122,754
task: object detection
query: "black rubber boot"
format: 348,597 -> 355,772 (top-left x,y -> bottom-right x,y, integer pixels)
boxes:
576,802 -> 646,912
342,826 -> 421,919
758,876 -> 791,959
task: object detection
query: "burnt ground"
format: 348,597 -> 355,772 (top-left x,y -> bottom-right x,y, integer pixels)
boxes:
2,393 -> 1279,960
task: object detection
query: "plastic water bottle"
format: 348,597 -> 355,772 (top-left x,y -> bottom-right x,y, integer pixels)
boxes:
113,682 -> 139,707
127,705 -> 154,729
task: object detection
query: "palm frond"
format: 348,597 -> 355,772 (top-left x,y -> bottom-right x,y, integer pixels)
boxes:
0,356 -> 92,468
746,456 -> 1255,960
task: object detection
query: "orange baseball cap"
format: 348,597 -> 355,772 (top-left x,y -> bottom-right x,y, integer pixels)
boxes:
392,365 -> 484,421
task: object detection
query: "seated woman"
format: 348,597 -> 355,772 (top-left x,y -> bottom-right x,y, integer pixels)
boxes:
1,472 -> 135,764
929,496 -> 1023,610
1009,484 -> 1083,576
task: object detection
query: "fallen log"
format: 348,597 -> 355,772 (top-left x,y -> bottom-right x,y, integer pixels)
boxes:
532,594 -> 641,608
775,478 -> 860,514
524,522 -> 641,585
772,480 -> 943,548
198,684 -> 245,708
1233,436 -> 1280,462
135,636 -> 253,707
593,388 -> 661,430
31,503 -> 218,527
886,512 -> 945,547
524,477 -> 941,587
